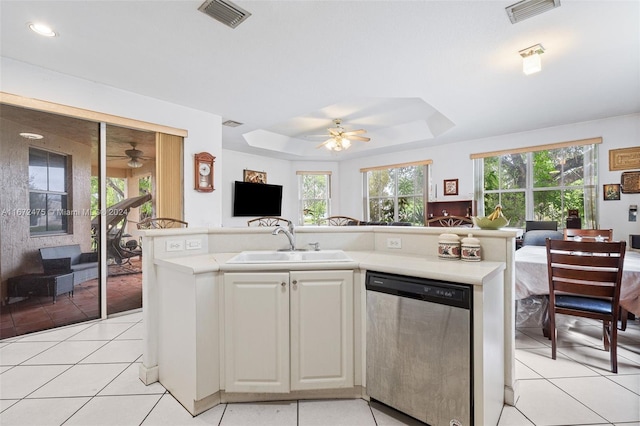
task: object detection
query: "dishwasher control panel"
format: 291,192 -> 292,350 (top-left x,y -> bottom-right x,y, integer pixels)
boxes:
366,271 -> 472,310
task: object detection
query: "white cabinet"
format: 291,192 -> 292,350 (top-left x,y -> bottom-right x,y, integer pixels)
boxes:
224,270 -> 353,394
290,270 -> 353,391
224,272 -> 290,393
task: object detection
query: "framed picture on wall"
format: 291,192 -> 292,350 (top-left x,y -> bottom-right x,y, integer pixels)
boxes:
243,169 -> 267,184
444,179 -> 458,196
603,183 -> 621,200
621,171 -> 640,194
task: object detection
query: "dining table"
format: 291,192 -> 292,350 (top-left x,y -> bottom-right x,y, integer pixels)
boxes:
515,245 -> 640,317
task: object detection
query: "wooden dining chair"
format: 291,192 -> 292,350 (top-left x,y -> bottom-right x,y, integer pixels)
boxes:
563,228 -> 613,241
545,239 -> 626,373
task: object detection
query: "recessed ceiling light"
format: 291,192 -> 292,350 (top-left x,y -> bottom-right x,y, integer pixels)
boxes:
28,22 -> 57,37
20,132 -> 44,139
19,132 -> 44,140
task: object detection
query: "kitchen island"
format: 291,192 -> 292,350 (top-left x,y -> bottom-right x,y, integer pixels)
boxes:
139,226 -> 517,425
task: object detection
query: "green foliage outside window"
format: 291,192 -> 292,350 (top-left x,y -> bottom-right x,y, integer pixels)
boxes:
90,176 -> 153,220
300,174 -> 330,225
481,144 -> 597,229
367,165 -> 425,225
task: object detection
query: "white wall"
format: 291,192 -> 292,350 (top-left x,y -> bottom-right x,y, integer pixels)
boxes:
221,150 -> 341,227
221,150 -> 292,227
339,113 -> 640,241
0,58 -> 223,227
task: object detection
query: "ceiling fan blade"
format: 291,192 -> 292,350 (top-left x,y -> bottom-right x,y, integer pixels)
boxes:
316,139 -> 332,149
349,135 -> 371,142
343,129 -> 366,136
107,155 -> 129,159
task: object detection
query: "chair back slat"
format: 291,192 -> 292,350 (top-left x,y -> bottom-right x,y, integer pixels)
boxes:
553,280 -> 617,298
551,252 -> 624,268
551,267 -> 620,284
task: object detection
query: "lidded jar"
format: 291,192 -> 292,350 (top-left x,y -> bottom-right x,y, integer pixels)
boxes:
438,233 -> 461,260
461,233 -> 481,262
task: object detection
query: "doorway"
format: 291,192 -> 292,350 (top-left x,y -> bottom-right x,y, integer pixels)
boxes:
0,99 -> 184,337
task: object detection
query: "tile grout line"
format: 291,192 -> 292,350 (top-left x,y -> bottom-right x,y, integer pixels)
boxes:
1,316 -> 143,424
218,401 -> 229,426
57,332 -> 151,425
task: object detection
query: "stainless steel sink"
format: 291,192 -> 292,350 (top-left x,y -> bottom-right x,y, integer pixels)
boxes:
227,250 -> 352,264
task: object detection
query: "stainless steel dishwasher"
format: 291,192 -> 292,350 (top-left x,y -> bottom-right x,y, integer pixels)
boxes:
366,271 -> 473,426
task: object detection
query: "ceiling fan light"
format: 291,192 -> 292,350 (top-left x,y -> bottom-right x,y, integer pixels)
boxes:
28,22 -> 57,37
341,138 -> 351,149
127,158 -> 143,168
519,44 -> 544,75
523,54 -> 541,74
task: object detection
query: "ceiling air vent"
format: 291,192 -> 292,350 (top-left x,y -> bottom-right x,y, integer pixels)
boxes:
198,0 -> 251,29
223,119 -> 243,127
506,0 -> 560,24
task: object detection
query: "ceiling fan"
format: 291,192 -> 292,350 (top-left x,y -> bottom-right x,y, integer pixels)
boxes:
107,142 -> 149,168
312,119 -> 370,151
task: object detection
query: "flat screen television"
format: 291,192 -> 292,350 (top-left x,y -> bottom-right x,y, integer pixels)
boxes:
233,181 -> 283,217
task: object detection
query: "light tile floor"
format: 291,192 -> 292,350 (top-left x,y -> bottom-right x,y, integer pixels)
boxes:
0,310 -> 639,425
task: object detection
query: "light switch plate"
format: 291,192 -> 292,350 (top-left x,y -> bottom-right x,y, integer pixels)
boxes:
166,240 -> 185,252
186,239 -> 202,250
387,237 -> 402,249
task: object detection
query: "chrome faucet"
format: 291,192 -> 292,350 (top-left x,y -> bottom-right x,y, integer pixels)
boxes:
272,223 -> 296,251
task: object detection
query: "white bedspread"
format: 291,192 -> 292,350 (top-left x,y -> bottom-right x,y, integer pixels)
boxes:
515,245 -> 640,316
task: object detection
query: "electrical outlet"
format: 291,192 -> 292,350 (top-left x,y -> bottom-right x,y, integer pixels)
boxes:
387,237 -> 402,249
186,239 -> 202,250
166,240 -> 185,252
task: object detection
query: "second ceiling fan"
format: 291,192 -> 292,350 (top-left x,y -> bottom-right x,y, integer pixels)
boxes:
315,119 -> 370,151
107,142 -> 149,168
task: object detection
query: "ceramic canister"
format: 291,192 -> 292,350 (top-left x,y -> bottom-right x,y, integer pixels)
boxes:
461,233 -> 481,262
438,233 -> 461,260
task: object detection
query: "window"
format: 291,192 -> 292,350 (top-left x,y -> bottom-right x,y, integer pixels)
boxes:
28,148 -> 69,235
298,172 -> 331,225
475,141 -> 598,229
364,163 -> 428,225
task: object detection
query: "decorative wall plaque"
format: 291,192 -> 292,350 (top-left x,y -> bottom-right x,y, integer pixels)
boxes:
609,147 -> 640,171
621,171 -> 640,194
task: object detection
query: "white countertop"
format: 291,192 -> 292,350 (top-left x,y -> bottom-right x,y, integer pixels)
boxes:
154,250 -> 505,286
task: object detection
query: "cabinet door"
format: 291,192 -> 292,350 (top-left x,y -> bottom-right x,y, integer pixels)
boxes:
290,270 -> 354,391
224,272 -> 290,393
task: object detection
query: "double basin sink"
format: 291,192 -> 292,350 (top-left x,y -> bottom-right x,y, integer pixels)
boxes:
228,250 -> 352,264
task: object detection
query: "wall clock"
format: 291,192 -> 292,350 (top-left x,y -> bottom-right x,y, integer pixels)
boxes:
194,152 -> 215,192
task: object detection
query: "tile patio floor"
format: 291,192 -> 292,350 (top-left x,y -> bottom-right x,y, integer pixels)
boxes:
1,261 -> 142,339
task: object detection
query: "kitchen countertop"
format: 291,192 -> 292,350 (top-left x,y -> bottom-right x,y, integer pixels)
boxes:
154,250 -> 505,286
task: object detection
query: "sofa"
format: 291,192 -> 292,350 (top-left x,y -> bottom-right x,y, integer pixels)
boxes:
39,244 -> 99,286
